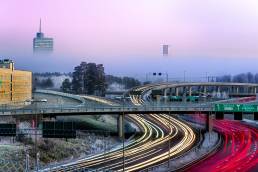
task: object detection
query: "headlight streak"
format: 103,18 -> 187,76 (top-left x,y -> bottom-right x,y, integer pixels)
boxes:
55,84 -> 196,172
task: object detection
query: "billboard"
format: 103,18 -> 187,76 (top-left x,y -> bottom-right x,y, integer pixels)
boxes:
42,121 -> 76,138
0,123 -> 16,136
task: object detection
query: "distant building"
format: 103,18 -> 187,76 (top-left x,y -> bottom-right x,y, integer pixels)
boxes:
33,19 -> 54,52
162,44 -> 169,56
0,59 -> 32,105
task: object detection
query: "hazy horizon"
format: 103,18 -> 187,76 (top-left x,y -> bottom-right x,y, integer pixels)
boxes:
1,0 -> 258,77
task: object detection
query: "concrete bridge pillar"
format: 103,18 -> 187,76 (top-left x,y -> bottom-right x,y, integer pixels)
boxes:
217,86 -> 221,93
156,95 -> 161,105
254,87 -> 257,94
203,86 -> 207,95
164,88 -> 168,97
164,89 -> 168,103
236,87 -> 239,94
182,87 -> 187,102
175,87 -> 179,96
117,114 -> 124,138
205,113 -> 213,132
189,86 -> 192,96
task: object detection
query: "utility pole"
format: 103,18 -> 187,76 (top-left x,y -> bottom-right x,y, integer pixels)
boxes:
25,147 -> 30,172
36,152 -> 40,171
184,70 -> 186,82
31,99 -> 45,171
34,101 -> 38,171
168,112 -> 171,169
122,111 -> 125,171
122,96 -> 125,171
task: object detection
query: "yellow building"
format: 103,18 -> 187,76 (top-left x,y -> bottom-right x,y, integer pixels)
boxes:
0,59 -> 32,105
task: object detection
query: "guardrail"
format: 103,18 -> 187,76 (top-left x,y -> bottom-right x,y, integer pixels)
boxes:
35,89 -> 86,104
0,105 -> 214,116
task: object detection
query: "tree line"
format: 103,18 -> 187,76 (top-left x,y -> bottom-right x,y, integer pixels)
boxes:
105,75 -> 141,89
61,62 -> 106,96
33,72 -> 72,77
33,77 -> 54,89
216,72 -> 258,83
60,62 -> 141,96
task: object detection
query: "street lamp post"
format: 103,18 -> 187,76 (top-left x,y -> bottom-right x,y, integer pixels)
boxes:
168,111 -> 171,169
30,99 -> 46,171
122,111 -> 125,171
25,147 -> 30,172
122,95 -> 125,172
33,101 -> 38,171
184,70 -> 186,82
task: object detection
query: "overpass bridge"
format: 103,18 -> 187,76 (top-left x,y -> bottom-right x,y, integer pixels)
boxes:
0,86 -> 257,142
0,105 -> 213,116
1,103 -> 257,136
138,82 -> 258,97
1,103 -> 258,120
1,84 -> 258,137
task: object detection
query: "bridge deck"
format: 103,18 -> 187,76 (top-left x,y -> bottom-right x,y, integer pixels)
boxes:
0,105 -> 219,116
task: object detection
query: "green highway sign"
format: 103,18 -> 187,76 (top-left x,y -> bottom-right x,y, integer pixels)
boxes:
0,79 -> 2,88
241,104 -> 257,112
215,104 -> 258,112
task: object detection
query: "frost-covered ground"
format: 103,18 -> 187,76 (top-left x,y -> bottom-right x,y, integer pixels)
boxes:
0,92 -> 123,172
0,133 -> 119,172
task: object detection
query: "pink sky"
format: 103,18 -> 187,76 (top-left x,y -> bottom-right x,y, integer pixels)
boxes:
0,0 -> 258,77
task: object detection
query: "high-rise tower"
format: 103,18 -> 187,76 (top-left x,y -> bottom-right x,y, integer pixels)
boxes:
33,19 -> 54,53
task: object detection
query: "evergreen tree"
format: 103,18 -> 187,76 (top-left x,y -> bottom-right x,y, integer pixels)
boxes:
61,78 -> 72,93
71,62 -> 106,96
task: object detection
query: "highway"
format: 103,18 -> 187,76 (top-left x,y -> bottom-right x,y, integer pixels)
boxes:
185,115 -> 258,172
46,85 -> 197,172
131,84 -> 258,172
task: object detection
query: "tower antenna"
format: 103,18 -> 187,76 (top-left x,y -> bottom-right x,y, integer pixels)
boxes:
39,18 -> 41,33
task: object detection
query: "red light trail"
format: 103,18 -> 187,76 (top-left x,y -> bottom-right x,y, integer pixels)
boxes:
187,117 -> 258,172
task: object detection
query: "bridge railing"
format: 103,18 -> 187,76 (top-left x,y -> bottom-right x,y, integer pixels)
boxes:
0,104 -> 214,116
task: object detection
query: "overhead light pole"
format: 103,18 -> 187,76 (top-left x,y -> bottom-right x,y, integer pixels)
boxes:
122,95 -> 125,172
183,70 -> 186,82
30,99 -> 47,171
